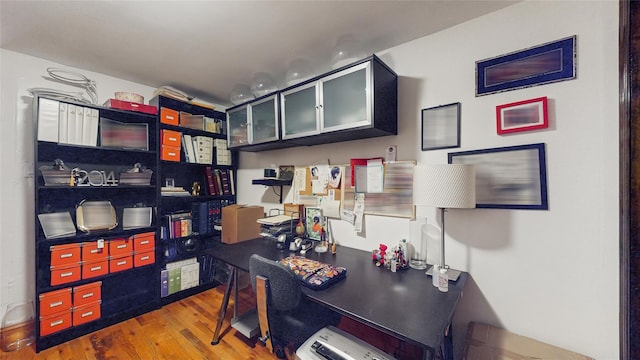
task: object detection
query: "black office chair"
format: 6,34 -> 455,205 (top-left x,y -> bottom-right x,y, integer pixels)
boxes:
249,254 -> 341,359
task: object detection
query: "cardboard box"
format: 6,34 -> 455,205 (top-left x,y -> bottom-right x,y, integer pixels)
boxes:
464,322 -> 593,360
221,204 -> 264,244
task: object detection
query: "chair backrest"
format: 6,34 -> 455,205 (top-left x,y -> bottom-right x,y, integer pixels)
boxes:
249,254 -> 301,311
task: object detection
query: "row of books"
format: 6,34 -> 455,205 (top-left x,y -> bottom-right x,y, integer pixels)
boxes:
205,167 -> 235,196
191,199 -> 232,235
161,199 -> 234,240
37,98 -> 99,146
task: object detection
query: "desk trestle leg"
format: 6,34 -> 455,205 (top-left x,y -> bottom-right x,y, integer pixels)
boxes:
211,266 -> 236,345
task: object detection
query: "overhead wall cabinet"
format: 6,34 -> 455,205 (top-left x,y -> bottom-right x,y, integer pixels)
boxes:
227,55 -> 397,151
227,94 -> 287,151
149,95 -> 236,305
34,97 -> 159,351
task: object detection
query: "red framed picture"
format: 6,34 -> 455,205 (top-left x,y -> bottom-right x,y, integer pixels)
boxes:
496,96 -> 548,135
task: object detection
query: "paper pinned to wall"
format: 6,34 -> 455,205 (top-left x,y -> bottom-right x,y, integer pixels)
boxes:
354,159 -> 384,193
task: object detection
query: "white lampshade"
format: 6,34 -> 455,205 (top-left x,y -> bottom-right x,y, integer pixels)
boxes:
414,164 -> 476,209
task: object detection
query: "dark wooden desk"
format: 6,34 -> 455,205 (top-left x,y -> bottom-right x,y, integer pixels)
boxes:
204,238 -> 467,360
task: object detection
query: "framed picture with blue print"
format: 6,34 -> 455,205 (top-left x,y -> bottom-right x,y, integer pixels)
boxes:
476,36 -> 576,96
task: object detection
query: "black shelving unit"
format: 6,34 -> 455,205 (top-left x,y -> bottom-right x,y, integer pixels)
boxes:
251,178 -> 292,203
34,97 -> 160,352
150,95 -> 237,305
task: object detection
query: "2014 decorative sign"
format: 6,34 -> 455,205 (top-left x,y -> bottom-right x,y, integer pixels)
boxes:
72,168 -> 118,187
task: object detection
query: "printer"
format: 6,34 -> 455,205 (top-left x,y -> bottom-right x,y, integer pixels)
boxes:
296,326 -> 393,360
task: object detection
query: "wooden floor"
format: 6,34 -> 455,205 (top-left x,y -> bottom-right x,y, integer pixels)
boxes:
1,285 -> 276,360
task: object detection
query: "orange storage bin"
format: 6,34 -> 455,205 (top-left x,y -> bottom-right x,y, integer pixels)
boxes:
108,238 -> 133,257
161,145 -> 181,162
38,288 -> 72,317
82,259 -> 108,280
50,243 -> 81,266
73,281 -> 102,306
109,255 -> 133,273
81,241 -> 108,261
134,250 -> 155,267
161,129 -> 182,148
39,310 -> 72,336
133,232 -> 155,252
160,107 -> 179,126
72,301 -> 101,326
50,264 -> 81,286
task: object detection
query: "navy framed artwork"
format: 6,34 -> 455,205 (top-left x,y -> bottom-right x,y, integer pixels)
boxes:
476,36 -> 576,96
448,143 -> 548,210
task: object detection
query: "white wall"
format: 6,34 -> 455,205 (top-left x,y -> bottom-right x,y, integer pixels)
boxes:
0,1 -> 619,359
237,1 -> 619,359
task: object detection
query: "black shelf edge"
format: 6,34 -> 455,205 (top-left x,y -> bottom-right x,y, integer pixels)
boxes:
252,178 -> 292,186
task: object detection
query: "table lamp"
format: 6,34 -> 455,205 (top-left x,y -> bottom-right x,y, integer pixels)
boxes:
413,164 -> 475,281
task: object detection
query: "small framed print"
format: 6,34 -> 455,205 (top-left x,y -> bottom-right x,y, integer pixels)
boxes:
421,102 -> 461,151
496,97 -> 548,135
305,207 -> 323,240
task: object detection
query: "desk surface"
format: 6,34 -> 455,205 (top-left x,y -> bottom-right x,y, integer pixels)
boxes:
204,238 -> 467,354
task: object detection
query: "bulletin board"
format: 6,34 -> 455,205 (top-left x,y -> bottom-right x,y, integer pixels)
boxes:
342,160 -> 416,219
293,164 -> 346,218
292,161 -> 416,219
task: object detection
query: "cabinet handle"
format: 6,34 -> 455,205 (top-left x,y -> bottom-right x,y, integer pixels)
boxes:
117,244 -> 127,249
81,311 -> 93,318
141,256 -> 150,261
82,292 -> 94,299
90,266 -> 102,272
117,261 -> 127,266
49,301 -> 63,308
60,253 -> 73,258
50,320 -> 64,327
140,240 -> 149,245
60,272 -> 73,277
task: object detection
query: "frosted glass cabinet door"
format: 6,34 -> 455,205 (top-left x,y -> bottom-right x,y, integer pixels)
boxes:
250,95 -> 279,144
321,62 -> 371,131
227,107 -> 249,147
281,83 -> 319,139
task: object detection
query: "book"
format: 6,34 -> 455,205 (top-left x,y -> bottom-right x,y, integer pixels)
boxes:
180,262 -> 200,290
205,166 -> 216,195
229,169 -> 235,195
58,102 -> 68,143
37,98 -> 59,142
183,134 -> 195,163
220,169 -> 231,195
213,169 -> 223,196
160,269 -> 169,297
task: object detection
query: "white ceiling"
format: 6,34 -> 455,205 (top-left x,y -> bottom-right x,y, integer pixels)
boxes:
1,0 -> 517,107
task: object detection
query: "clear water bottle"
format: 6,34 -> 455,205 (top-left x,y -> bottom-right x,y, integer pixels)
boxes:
1,301 -> 35,352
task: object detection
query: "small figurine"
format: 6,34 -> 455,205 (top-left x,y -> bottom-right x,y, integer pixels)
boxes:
372,243 -> 388,267
192,181 -> 201,196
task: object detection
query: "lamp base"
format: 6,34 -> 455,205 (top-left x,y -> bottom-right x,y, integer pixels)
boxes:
425,265 -> 461,282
